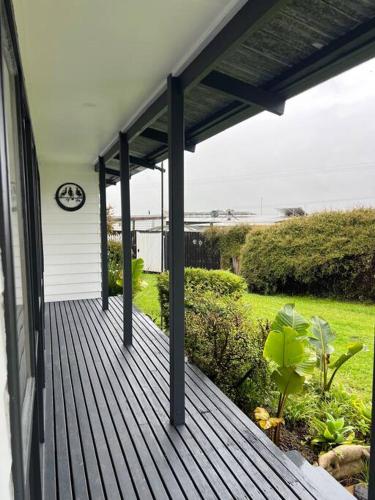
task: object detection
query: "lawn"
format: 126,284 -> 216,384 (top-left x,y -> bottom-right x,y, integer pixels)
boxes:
134,273 -> 374,401
133,273 -> 161,325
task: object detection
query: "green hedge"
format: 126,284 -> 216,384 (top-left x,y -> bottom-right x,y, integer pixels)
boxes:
240,209 -> 375,301
184,291 -> 272,409
205,225 -> 252,271
157,267 -> 247,327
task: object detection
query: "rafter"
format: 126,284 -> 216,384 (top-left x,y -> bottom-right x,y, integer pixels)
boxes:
140,128 -> 195,153
201,71 -> 285,115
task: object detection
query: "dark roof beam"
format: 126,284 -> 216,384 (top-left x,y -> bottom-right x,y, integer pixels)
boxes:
201,71 -> 285,115
179,0 -> 288,90
127,92 -> 167,143
95,0 -> 287,165
141,128 -> 196,152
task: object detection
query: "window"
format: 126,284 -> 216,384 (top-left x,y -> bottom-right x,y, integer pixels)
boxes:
1,11 -> 34,475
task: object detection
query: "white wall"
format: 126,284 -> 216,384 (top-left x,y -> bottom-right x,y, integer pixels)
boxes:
137,232 -> 162,273
40,161 -> 101,302
0,252 -> 14,500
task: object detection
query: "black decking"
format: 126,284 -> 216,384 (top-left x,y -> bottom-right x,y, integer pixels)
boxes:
44,297 -> 329,500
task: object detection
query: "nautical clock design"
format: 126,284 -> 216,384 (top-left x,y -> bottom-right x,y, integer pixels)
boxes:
55,182 -> 86,212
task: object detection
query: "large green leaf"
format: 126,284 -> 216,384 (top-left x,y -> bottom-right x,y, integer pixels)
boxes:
295,352 -> 317,377
308,316 -> 335,355
330,342 -> 364,370
272,367 -> 305,396
271,304 -> 309,336
264,326 -> 306,368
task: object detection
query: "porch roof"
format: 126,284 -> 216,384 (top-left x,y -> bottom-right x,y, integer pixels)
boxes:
98,0 -> 375,183
44,297 -> 351,499
11,1 -> 375,185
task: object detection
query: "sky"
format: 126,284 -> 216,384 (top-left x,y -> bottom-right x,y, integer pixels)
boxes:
107,57 -> 375,217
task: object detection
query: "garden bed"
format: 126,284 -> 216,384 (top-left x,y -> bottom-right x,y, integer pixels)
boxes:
133,272 -> 372,492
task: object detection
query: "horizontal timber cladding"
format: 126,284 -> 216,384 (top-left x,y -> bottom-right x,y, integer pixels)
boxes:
40,161 -> 101,302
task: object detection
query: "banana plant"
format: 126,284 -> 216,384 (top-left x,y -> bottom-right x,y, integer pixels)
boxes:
308,316 -> 335,392
263,304 -> 316,445
116,258 -> 147,298
325,342 -> 364,391
308,316 -> 363,392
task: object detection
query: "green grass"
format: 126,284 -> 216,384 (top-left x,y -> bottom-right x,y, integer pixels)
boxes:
242,293 -> 374,401
135,273 -> 374,400
133,273 -> 161,326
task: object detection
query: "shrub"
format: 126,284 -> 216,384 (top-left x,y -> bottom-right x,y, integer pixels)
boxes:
108,262 -> 122,296
108,240 -> 123,295
240,209 -> 375,301
108,239 -> 122,267
184,290 -> 271,409
157,267 -> 247,327
205,225 -> 252,272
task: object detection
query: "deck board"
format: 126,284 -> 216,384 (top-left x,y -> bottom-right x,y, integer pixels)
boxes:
44,297 -> 329,500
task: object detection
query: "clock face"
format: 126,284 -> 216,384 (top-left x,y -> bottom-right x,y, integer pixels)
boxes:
55,182 -> 86,211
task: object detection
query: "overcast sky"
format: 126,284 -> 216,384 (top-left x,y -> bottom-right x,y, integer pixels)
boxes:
107,57 -> 375,217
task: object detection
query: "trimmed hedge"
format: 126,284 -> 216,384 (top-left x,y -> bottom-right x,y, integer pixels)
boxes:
157,267 -> 247,327
205,225 -> 252,271
240,209 -> 375,301
184,291 -> 272,409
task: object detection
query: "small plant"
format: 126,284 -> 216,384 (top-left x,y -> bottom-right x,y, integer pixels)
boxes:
352,400 -> 372,439
311,413 -> 355,449
262,304 -> 316,445
308,316 -> 363,392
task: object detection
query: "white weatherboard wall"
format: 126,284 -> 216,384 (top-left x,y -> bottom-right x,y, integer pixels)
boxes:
0,252 -> 14,499
40,162 -> 101,302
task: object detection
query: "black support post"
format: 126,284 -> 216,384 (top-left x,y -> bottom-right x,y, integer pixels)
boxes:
99,156 -> 109,310
168,75 -> 185,426
119,132 -> 132,345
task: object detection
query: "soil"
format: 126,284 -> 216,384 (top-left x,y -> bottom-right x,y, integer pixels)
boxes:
271,424 -> 366,493
277,424 -> 318,464
248,411 -> 367,494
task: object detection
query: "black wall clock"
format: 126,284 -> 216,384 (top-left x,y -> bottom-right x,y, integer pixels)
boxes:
55,182 -> 86,211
